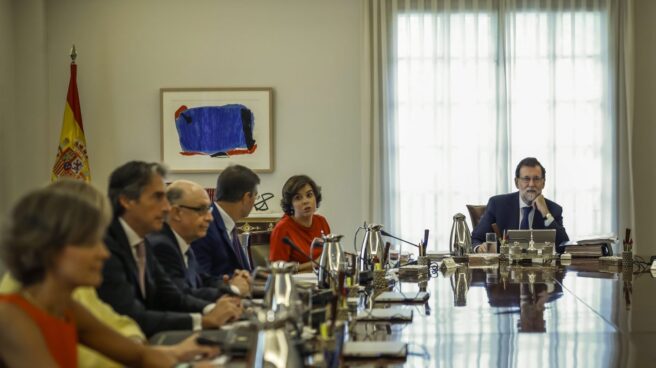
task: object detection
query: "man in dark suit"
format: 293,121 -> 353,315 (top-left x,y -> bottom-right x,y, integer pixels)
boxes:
97,161 -> 243,337
191,165 -> 259,277
472,157 -> 569,252
148,180 -> 250,302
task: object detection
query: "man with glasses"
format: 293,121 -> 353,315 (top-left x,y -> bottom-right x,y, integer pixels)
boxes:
472,157 -> 569,253
191,165 -> 259,278
148,180 -> 251,302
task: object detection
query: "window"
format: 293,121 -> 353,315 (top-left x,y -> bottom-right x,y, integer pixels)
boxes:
394,6 -> 613,250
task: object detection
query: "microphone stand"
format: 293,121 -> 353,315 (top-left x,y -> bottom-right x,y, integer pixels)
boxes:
380,230 -> 427,260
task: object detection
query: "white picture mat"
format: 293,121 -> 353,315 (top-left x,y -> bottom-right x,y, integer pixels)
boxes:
161,88 -> 273,172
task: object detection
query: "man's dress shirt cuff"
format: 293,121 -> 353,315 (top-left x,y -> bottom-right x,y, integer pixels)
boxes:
229,285 -> 241,296
191,313 -> 202,331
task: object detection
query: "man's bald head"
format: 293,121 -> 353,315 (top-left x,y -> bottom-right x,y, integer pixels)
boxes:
166,180 -> 213,243
167,180 -> 207,204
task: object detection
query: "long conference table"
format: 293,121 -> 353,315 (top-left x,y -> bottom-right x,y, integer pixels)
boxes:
342,258 -> 656,367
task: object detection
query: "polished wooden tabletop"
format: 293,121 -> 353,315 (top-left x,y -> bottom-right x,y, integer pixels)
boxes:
346,259 -> 656,367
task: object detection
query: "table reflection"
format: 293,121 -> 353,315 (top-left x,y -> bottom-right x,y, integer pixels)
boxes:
346,259 -> 656,367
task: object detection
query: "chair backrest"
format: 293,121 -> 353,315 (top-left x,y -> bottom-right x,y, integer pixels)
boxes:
466,204 -> 487,229
247,230 -> 271,269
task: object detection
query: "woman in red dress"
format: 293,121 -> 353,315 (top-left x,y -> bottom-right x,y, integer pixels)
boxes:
269,175 -> 331,272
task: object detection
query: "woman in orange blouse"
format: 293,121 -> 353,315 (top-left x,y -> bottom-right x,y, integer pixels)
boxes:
269,175 -> 331,272
0,179 -> 216,367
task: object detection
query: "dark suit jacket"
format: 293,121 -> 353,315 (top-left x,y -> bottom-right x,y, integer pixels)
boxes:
471,192 -> 569,251
191,204 -> 251,277
97,217 -> 210,337
148,223 -> 232,302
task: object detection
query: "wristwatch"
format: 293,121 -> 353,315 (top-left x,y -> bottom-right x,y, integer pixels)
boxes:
544,213 -> 553,221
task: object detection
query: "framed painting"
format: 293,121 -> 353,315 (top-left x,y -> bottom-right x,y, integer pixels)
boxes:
161,87 -> 273,173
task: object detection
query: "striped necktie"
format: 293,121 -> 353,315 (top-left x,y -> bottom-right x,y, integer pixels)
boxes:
185,248 -> 200,288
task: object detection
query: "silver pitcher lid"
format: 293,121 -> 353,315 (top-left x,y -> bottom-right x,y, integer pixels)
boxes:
322,233 -> 344,242
453,213 -> 466,220
269,261 -> 298,273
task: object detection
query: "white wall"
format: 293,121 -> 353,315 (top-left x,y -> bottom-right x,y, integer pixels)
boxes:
3,0 -> 364,249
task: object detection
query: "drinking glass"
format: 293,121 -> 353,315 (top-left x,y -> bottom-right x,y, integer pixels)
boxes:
388,244 -> 400,268
485,233 -> 497,253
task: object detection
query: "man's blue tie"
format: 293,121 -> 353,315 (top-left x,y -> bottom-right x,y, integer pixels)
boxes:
520,206 -> 532,230
231,227 -> 251,271
185,248 -> 200,288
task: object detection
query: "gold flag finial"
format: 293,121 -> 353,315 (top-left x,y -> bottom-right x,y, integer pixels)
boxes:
70,44 -> 77,63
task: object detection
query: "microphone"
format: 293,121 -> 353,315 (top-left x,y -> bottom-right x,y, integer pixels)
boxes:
282,237 -> 316,264
282,237 -> 339,288
380,230 -> 420,248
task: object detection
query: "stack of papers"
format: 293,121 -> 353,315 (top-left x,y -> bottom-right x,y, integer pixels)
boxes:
563,233 -> 616,257
576,233 -> 617,245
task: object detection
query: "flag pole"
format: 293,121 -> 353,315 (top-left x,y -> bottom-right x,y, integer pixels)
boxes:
70,44 -> 77,63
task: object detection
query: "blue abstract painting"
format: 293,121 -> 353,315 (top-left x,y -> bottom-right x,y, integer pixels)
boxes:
174,104 -> 257,157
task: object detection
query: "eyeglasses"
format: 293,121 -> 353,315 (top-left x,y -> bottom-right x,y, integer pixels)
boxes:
518,176 -> 544,184
177,204 -> 212,215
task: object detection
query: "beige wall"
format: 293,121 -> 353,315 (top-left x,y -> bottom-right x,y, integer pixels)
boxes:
633,0 -> 656,258
0,0 -> 16,275
2,0 -> 364,242
0,0 -> 14,219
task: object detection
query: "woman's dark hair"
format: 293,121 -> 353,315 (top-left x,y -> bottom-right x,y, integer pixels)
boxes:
1,179 -> 112,286
280,175 -> 322,216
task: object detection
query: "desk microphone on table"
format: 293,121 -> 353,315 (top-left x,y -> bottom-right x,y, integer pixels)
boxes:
380,230 -> 420,248
281,237 -> 338,287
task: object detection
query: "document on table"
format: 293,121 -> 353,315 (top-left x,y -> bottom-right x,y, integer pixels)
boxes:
292,273 -> 318,286
373,291 -> 429,303
343,341 -> 408,359
355,308 -> 413,322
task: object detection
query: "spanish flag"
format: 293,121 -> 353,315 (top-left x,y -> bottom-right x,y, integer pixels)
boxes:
51,57 -> 90,182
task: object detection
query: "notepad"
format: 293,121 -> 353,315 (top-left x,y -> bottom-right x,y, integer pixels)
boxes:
355,308 -> 413,322
343,341 -> 408,359
373,291 -> 429,303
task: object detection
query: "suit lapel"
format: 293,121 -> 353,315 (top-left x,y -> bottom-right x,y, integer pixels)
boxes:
107,218 -> 141,296
214,204 -> 241,264
162,223 -> 188,272
509,192 -> 521,230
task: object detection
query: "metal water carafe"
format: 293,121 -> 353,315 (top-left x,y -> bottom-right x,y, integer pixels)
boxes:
359,224 -> 385,272
263,261 -> 302,319
311,233 -> 345,289
449,213 -> 472,256
249,310 -> 303,368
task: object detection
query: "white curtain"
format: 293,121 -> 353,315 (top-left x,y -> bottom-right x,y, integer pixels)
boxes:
363,0 -> 634,252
